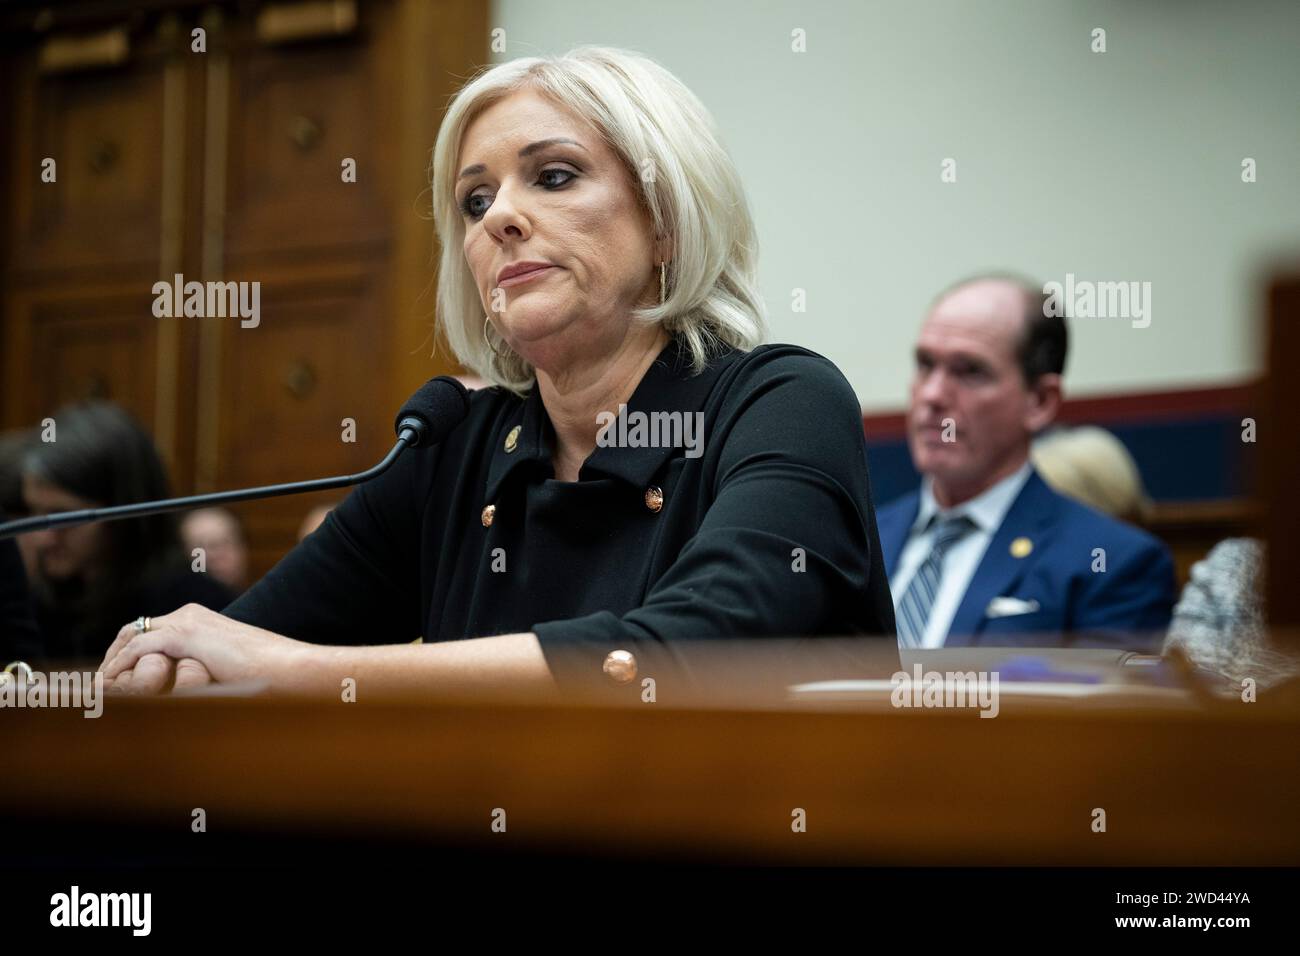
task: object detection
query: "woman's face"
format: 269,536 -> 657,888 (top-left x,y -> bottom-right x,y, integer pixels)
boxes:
456,87 -> 661,373
20,473 -> 107,582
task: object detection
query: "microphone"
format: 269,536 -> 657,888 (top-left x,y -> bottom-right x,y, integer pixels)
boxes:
394,375 -> 470,448
0,376 -> 471,540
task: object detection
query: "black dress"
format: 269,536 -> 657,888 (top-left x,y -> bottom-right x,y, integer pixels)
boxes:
225,337 -> 897,692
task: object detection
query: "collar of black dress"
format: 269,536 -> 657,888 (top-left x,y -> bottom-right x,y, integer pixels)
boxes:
484,334 -> 737,499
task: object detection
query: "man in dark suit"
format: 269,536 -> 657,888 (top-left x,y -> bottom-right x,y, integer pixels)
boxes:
876,275 -> 1174,650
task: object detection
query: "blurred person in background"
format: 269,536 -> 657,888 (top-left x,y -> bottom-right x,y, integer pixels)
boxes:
0,429 -> 41,662
876,274 -> 1175,651
1164,538 -> 1300,692
0,535 -> 40,663
1031,425 -> 1153,526
1,429 -> 33,513
18,402 -> 234,664
181,507 -> 251,595
296,501 -> 339,543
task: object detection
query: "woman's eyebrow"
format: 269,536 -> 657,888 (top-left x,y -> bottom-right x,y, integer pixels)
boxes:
519,136 -> 586,157
458,137 -> 588,180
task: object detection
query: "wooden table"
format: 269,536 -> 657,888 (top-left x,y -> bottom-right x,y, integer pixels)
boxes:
5,680 -> 1298,867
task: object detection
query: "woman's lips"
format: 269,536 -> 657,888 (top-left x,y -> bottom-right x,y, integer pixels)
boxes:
498,265 -> 556,288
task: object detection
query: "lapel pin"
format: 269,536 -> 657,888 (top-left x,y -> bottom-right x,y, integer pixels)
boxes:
1010,536 -> 1033,559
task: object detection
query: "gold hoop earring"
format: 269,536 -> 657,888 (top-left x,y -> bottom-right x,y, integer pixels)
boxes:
659,262 -> 667,305
483,315 -> 503,359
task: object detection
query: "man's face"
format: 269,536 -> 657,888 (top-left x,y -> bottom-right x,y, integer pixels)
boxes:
20,473 -> 107,582
907,281 -> 1044,496
180,508 -> 248,591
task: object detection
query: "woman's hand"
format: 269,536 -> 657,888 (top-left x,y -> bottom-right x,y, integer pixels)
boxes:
107,652 -> 215,695
100,604 -> 307,695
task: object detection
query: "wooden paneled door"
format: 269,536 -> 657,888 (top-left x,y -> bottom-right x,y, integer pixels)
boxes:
1,0 -> 486,579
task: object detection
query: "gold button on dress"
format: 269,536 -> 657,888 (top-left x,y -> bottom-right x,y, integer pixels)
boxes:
602,649 -> 638,684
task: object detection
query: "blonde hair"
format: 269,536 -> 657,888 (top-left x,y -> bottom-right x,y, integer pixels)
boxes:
1031,426 -> 1153,523
430,46 -> 766,392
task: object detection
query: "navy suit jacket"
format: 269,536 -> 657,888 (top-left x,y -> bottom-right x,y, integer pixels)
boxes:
876,469 -> 1175,650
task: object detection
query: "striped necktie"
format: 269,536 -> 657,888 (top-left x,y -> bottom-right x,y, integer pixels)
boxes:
896,514 -> 977,648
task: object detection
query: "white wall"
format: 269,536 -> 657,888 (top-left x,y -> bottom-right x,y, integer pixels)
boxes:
489,0 -> 1300,410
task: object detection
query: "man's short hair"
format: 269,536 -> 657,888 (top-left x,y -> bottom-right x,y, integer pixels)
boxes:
932,272 -> 1068,385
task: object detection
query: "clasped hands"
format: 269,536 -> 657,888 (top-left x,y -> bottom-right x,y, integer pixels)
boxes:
99,604 -> 303,696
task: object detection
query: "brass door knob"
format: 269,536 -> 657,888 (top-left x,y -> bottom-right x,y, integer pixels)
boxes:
288,115 -> 323,150
284,360 -> 317,399
88,139 -> 119,174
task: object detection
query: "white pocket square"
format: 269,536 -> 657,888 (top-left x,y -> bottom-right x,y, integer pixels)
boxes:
985,596 -> 1041,618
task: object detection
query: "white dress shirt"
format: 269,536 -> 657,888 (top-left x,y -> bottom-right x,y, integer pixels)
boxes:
892,461 -> 1033,648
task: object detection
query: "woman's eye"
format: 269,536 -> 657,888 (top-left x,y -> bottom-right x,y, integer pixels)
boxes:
459,167 -> 577,222
538,167 -> 576,188
460,191 -> 491,220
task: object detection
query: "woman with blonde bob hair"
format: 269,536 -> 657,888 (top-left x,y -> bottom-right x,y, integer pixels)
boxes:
99,46 -> 896,697
433,46 -> 766,393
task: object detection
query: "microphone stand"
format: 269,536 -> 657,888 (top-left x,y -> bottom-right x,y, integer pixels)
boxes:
0,428 -> 419,541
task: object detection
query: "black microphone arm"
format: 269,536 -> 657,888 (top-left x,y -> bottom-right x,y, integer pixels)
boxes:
0,432 -> 414,542
0,374 -> 470,541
